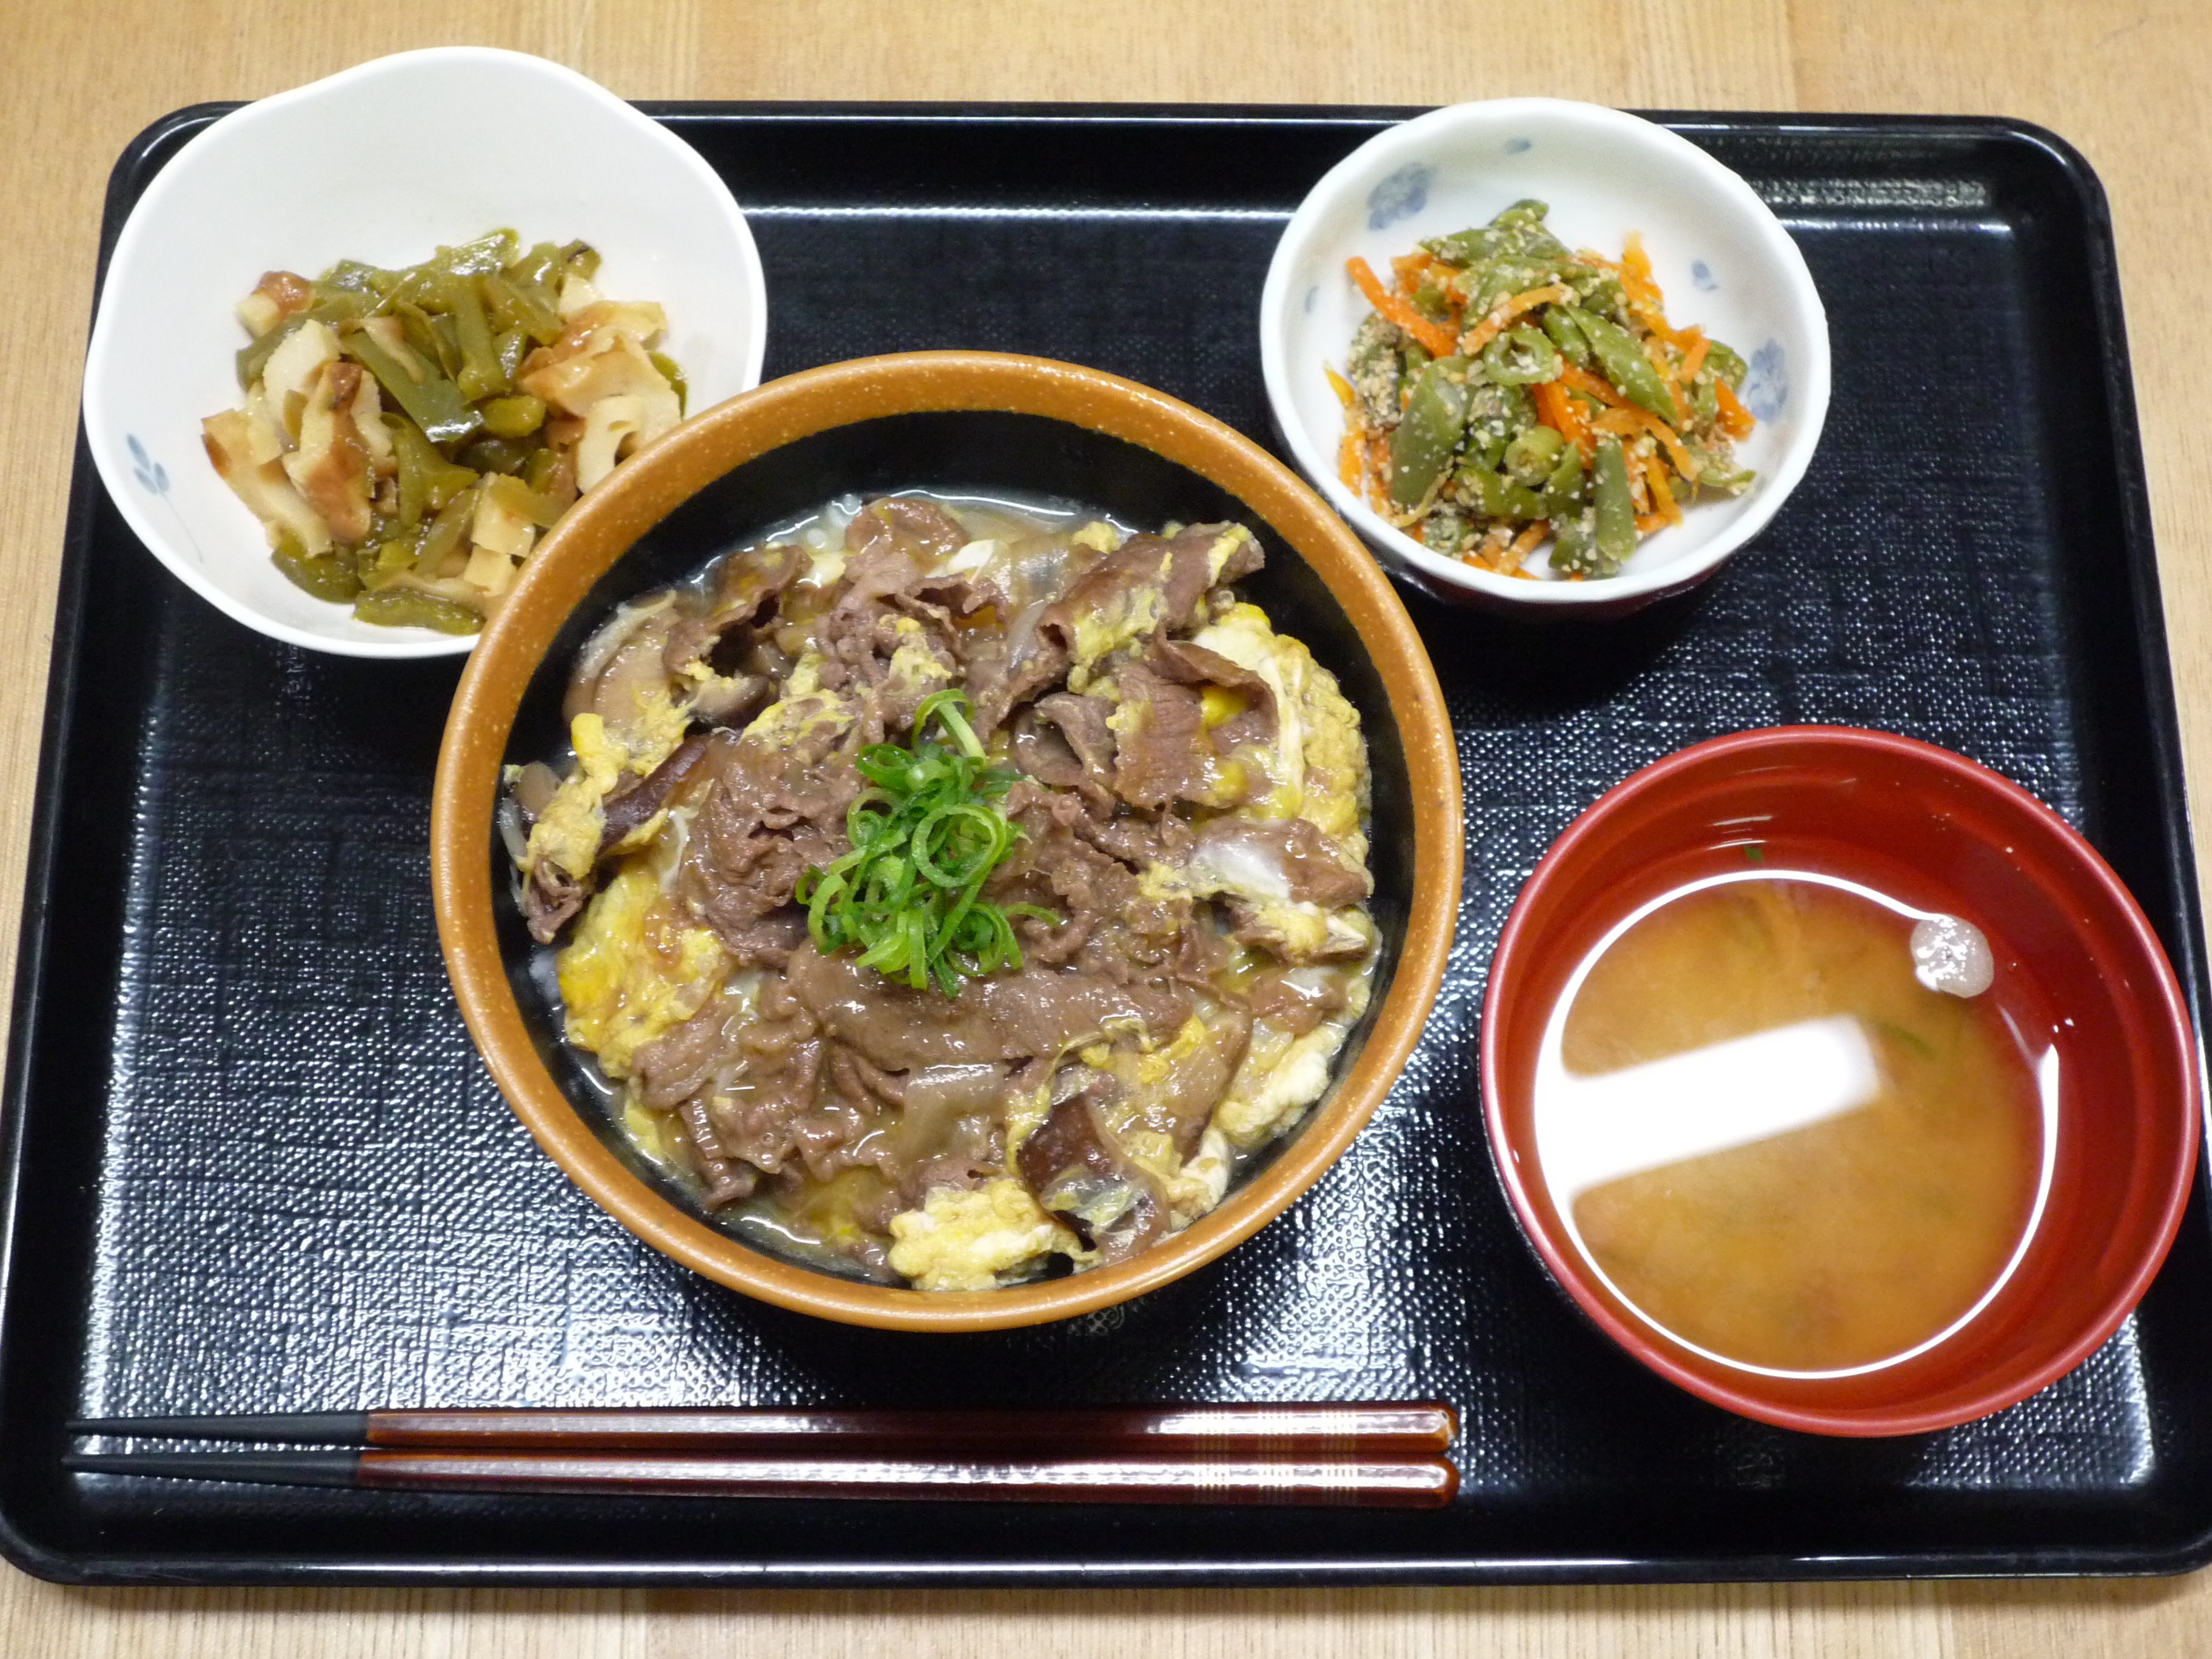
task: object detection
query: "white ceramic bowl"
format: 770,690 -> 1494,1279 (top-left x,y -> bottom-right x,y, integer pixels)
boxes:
1260,99 -> 1829,615
82,47 -> 768,659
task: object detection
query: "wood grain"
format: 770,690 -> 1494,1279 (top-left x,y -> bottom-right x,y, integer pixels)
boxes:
5,0 -> 2211,1650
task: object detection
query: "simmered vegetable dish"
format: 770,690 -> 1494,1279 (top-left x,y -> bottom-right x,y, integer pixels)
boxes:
1334,200 -> 1757,579
509,494 -> 1377,1289
203,231 -> 686,632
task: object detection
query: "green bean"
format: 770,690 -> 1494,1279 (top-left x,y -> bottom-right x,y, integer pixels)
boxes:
1567,306 -> 1678,423
1703,339 -> 1748,389
1504,424 -> 1565,481
1550,509 -> 1600,576
1458,465 -> 1544,521
1540,306 -> 1594,368
1540,445 -> 1588,518
1481,326 -> 1563,386
354,588 -> 483,634
340,324 -> 480,447
1591,438 -> 1638,573
1389,358 -> 1470,506
1418,505 -> 1468,555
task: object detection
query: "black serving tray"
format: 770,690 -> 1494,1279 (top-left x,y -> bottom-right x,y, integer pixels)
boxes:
4,104 -> 2207,1587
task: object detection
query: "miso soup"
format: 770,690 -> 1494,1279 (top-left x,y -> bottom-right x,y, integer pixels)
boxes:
1533,873 -> 2048,1375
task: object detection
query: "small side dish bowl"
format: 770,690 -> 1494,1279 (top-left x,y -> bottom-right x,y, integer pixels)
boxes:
1482,726 -> 2200,1435
432,350 -> 1462,1332
1261,98 -> 1829,617
83,46 -> 767,659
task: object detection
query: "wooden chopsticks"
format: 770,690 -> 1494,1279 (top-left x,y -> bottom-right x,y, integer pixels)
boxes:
65,1403 -> 1461,1508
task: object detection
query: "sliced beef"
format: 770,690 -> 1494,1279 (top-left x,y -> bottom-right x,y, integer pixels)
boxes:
1016,1075 -> 1167,1263
1146,638 -> 1278,751
1245,968 -> 1351,1037
1108,660 -> 1222,809
845,495 -> 971,565
783,942 -> 1189,1071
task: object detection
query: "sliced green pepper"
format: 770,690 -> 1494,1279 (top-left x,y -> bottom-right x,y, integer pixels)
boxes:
494,326 -> 531,385
437,230 -> 520,278
1567,306 -> 1678,424
1590,438 -> 1638,574
235,294 -> 366,389
459,435 -> 537,477
558,240 -> 601,281
340,324 -> 480,447
442,273 -> 508,403
1388,358 -> 1470,506
272,539 -> 363,603
647,352 -> 688,415
412,483 -> 480,577
479,394 -> 546,439
354,588 -> 483,634
484,269 -> 565,346
392,420 -> 478,528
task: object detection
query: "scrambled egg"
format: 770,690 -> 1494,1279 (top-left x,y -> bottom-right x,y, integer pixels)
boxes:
522,659 -> 695,888
1213,964 -> 1376,1150
886,1178 -> 1093,1290
1190,602 -> 1367,856
558,857 -> 726,1078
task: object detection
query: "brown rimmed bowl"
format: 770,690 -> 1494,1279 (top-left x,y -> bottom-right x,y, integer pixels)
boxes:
432,350 -> 1463,1333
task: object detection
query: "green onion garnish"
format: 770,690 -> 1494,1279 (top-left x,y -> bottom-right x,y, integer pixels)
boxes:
796,689 -> 1056,996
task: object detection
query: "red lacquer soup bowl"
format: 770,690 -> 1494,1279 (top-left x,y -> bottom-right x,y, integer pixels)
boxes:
1481,726 -> 2201,1436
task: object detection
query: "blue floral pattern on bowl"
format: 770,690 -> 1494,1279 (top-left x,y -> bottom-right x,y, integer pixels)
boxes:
125,433 -> 204,566
1366,164 -> 1433,230
1741,340 -> 1788,422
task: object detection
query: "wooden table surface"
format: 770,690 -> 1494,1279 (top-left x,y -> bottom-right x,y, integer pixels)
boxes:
4,1 -> 2208,1652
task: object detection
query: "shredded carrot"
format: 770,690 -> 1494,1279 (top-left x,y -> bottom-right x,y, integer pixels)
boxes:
1459,284 -> 1576,356
1533,378 -> 1595,458
1392,250 -> 1438,291
1643,454 -> 1683,525
1324,363 -> 1355,410
1558,361 -> 1627,409
1338,429 -> 1362,491
1621,232 -> 1652,285
1631,408 -> 1703,481
1626,458 -> 1651,514
1347,256 -> 1459,358
1591,407 -> 1646,437
1635,513 -> 1668,534
1714,378 -> 1757,439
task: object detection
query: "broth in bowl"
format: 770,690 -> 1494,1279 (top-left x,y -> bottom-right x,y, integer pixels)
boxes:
1537,871 -> 2048,1375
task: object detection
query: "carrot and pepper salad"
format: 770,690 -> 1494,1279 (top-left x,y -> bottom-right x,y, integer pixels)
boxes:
1332,200 -> 1756,579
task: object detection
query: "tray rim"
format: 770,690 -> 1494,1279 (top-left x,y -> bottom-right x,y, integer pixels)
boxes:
5,99 -> 2208,1590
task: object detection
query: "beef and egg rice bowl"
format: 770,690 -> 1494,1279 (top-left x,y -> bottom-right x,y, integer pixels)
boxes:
508,492 -> 1378,1290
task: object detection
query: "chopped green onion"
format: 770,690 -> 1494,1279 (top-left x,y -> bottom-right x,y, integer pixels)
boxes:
796,690 -> 1054,996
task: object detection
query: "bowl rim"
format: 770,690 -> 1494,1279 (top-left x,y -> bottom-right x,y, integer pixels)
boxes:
1479,723 -> 2203,1434
1258,96 -> 1832,610
81,45 -> 768,662
432,349 -> 1464,1332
